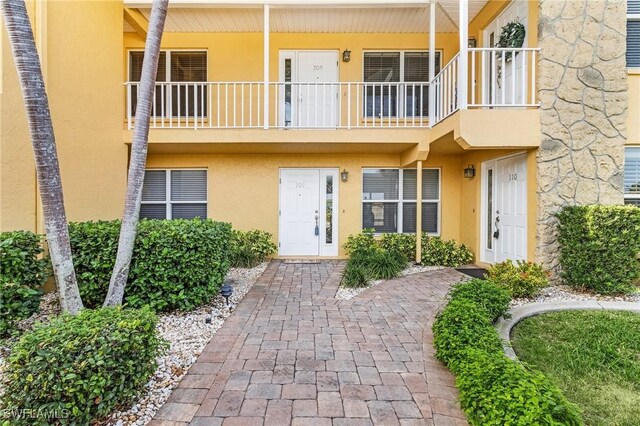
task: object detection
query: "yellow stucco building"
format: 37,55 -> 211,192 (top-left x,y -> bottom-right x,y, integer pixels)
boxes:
0,0 -> 638,268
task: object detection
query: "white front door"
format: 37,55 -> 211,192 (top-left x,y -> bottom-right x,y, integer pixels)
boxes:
481,154 -> 527,263
279,168 -> 339,256
279,50 -> 339,128
483,0 -> 528,106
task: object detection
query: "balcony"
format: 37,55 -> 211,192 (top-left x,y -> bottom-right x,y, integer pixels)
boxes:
125,48 -> 539,131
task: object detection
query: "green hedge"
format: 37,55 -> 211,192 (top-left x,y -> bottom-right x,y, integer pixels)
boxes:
557,205 -> 640,294
229,229 -> 277,268
69,219 -> 231,311
344,230 -> 474,267
341,248 -> 407,288
0,231 -> 48,336
0,307 -> 164,424
432,279 -> 582,425
486,260 -> 550,298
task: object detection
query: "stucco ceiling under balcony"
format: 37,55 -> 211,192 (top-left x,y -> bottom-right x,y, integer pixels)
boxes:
123,0 -> 489,33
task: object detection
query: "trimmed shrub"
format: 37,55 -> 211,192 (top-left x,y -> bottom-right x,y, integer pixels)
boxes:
69,219 -> 231,311
486,260 -> 549,298
448,279 -> 511,322
422,237 -> 474,267
0,307 -> 165,425
557,205 -> 640,294
380,233 -> 416,262
343,228 -> 377,256
0,231 -> 48,336
229,229 -> 277,268
432,299 -> 503,373
456,348 -> 582,426
432,279 -> 582,425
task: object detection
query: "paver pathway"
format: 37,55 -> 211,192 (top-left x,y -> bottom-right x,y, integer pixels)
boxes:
151,260 -> 469,426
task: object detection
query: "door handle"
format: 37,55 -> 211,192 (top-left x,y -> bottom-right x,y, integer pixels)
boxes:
493,216 -> 500,239
314,211 -> 319,236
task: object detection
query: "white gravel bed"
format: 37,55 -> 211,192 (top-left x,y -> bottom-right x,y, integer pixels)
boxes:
510,285 -> 640,308
0,263 -> 267,426
335,264 -> 445,301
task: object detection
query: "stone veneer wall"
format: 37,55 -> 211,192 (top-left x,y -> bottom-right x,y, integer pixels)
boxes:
537,0 -> 627,278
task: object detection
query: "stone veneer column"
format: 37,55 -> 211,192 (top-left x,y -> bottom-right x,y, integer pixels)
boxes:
537,0 -> 628,278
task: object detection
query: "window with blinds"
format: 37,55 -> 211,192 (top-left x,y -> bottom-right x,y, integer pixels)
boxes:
363,51 -> 441,118
629,1 -> 640,67
624,147 -> 640,206
128,50 -> 207,118
140,169 -> 207,220
362,168 -> 440,234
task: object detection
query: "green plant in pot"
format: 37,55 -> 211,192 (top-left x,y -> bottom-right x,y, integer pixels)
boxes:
496,20 -> 526,86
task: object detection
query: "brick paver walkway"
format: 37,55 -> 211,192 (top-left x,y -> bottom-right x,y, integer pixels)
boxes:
151,261 -> 468,426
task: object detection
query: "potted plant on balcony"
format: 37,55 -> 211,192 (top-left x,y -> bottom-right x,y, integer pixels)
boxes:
496,20 -> 526,87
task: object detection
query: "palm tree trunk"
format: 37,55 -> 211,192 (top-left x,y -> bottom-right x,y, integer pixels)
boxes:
1,0 -> 83,314
103,0 -> 168,307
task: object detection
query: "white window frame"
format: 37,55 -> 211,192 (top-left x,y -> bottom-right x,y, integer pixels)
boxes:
361,167 -> 441,236
361,50 -> 443,118
624,146 -> 640,205
141,168 -> 208,220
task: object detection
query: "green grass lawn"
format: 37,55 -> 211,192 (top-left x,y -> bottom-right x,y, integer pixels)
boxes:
511,310 -> 640,426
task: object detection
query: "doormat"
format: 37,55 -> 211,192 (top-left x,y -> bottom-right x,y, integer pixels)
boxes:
455,267 -> 487,279
284,259 -> 321,264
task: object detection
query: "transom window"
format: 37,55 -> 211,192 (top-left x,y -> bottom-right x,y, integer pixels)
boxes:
629,0 -> 640,68
362,168 -> 440,234
363,51 -> 441,118
128,50 -> 207,118
624,147 -> 640,206
140,169 -> 207,219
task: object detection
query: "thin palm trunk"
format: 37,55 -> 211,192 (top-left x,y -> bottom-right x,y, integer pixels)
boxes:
104,0 -> 168,307
1,0 -> 83,313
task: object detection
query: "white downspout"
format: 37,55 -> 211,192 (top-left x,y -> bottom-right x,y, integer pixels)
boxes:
458,0 -> 468,109
263,4 -> 270,129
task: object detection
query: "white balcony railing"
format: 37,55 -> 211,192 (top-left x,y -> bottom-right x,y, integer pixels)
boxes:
468,47 -> 539,108
431,53 -> 459,125
124,48 -> 540,130
125,81 -> 431,130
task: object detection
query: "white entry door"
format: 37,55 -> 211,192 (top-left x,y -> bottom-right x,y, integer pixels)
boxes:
279,50 -> 339,128
481,154 -> 527,263
279,169 -> 339,256
483,0 -> 528,106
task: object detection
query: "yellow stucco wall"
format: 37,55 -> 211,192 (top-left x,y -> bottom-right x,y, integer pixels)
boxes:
123,32 -> 461,84
0,0 -> 127,232
0,1 -> 37,232
145,152 -> 466,257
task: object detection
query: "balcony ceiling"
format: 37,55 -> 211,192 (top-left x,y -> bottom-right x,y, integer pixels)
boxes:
124,1 -> 490,34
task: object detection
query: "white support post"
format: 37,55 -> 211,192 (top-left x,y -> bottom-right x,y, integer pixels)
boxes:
263,4 -> 270,129
428,1 -> 436,127
416,161 -> 423,264
458,0 -> 468,109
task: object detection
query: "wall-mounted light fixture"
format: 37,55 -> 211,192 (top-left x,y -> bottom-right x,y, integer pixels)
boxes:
464,164 -> 476,179
341,169 -> 349,182
468,37 -> 477,48
342,49 -> 351,62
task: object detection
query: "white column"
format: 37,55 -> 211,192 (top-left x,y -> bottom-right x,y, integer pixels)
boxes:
415,161 -> 423,263
263,4 -> 270,129
458,0 -> 468,109
428,1 -> 436,127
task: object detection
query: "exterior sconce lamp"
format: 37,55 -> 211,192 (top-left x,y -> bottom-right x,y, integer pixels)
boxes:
468,37 -> 477,48
342,49 -> 351,62
220,281 -> 234,306
341,169 -> 349,182
464,164 -> 476,179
